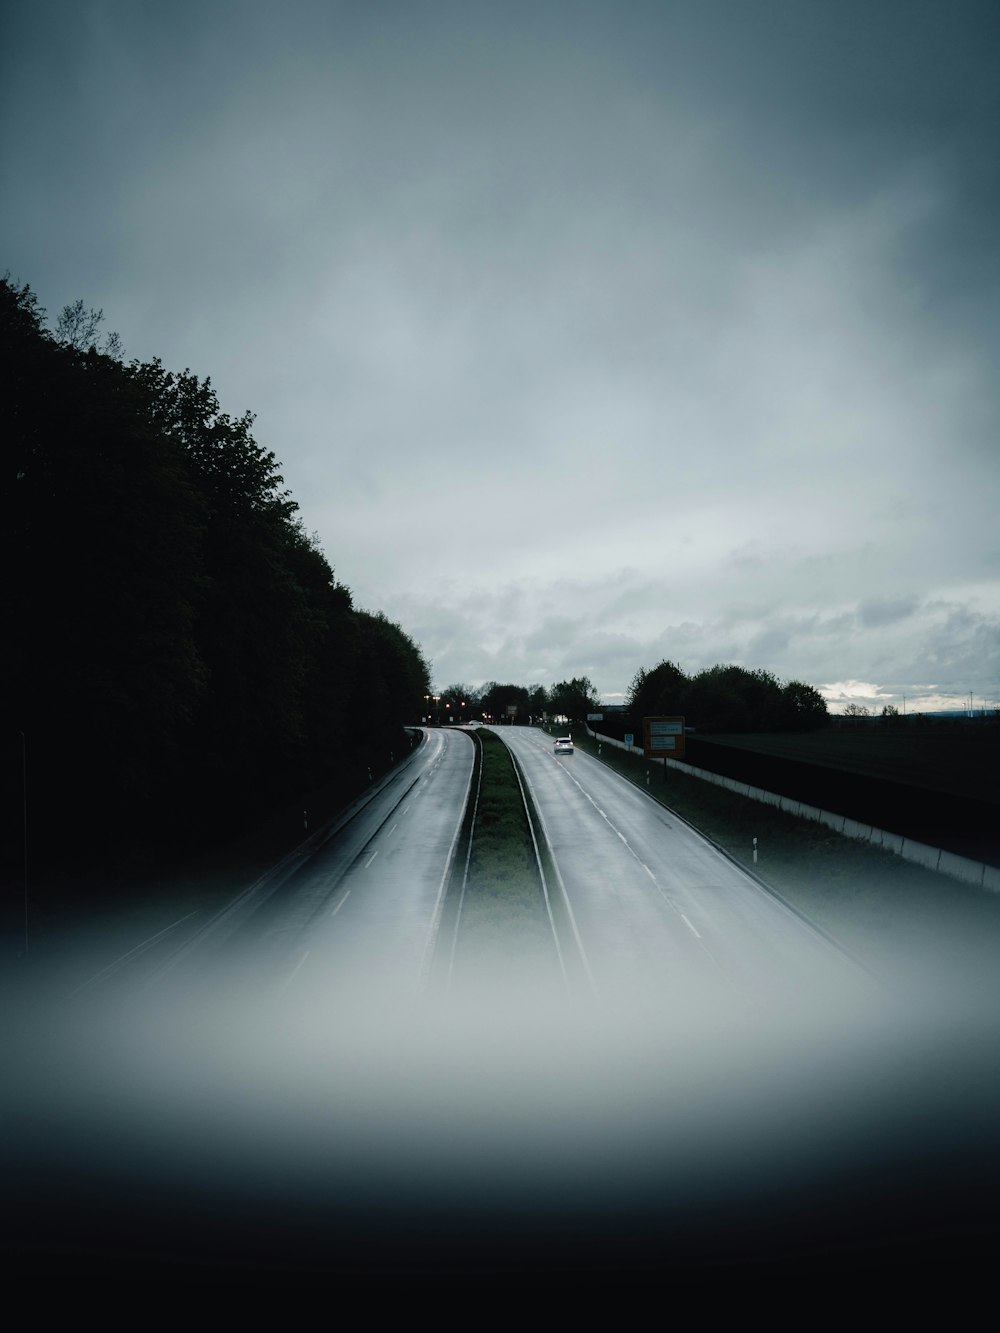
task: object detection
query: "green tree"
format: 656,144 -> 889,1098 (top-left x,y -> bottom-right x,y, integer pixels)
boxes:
681,667 -> 752,732
5,278 -> 208,854
628,660 -> 687,720
354,610 -> 430,734
527,684 -> 549,720
549,677 -> 599,721
439,683 -> 480,723
54,298 -> 122,357
4,272 -> 437,872
780,680 -> 829,731
479,682 -> 531,721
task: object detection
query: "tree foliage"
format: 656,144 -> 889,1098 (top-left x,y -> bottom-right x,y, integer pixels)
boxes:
548,677 -> 599,720
479,681 -> 531,720
4,276 -> 430,869
628,660 -> 686,720
627,658 -> 828,733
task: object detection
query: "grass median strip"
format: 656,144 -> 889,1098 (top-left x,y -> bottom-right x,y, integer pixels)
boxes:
453,729 -> 556,983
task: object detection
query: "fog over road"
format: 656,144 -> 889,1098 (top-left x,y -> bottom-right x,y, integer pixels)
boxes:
7,725 -> 1000,1291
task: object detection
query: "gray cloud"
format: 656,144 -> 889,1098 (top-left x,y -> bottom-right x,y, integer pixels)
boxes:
858,595 -> 923,629
3,0 -> 998,710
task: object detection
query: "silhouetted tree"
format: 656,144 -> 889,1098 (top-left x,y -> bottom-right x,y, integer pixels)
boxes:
779,680 -> 829,731
4,273 -> 437,873
549,677 -> 599,721
479,682 -> 531,721
628,660 -> 687,720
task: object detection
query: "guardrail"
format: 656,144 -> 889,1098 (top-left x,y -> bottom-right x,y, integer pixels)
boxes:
586,726 -> 1000,894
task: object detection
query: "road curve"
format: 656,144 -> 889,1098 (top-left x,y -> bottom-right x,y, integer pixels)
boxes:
186,726 -> 477,1002
280,726 -> 474,1000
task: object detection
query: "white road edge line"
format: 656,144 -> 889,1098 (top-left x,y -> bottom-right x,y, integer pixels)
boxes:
280,949 -> 311,992
68,909 -> 201,996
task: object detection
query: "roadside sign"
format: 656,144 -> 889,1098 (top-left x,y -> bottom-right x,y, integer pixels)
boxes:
643,716 -> 686,760
624,733 -> 634,747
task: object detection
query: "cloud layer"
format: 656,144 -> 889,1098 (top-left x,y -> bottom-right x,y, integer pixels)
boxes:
3,1 -> 998,709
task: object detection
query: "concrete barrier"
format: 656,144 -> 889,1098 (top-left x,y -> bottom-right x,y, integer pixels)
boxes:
585,724 -> 998,893
900,838 -> 941,872
797,801 -> 825,824
938,849 -> 985,887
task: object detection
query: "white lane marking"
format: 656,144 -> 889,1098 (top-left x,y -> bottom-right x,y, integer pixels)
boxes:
281,949 -> 311,990
364,849 -> 379,868
331,890 -> 351,916
554,752 -> 723,955
559,765 -> 642,859
387,824 -> 397,836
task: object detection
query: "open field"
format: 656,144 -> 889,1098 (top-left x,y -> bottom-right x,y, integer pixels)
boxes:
693,724 -> 999,805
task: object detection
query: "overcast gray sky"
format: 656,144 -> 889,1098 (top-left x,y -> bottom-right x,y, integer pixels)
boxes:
4,0 -> 998,711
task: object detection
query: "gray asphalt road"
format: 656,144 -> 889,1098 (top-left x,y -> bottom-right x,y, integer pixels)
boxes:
253,725 -> 475,1003
497,725 -> 864,1010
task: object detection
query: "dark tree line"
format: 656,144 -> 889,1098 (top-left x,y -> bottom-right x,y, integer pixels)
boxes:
628,660 -> 828,733
4,276 -> 429,874
435,678 -> 599,724
439,665 -> 825,736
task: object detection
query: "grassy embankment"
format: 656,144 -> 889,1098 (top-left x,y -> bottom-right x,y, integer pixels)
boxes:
568,726 -> 1000,983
